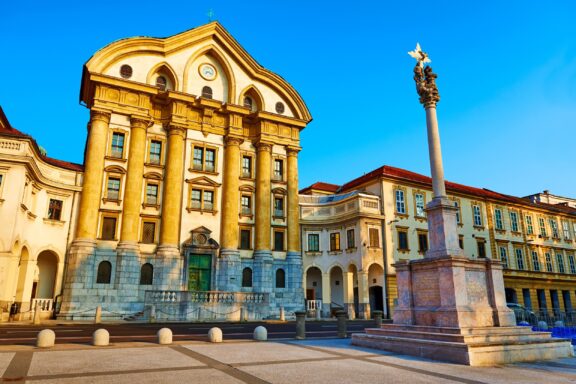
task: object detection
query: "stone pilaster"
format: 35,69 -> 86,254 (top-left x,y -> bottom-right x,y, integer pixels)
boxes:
75,109 -> 111,240
343,271 -> 356,319
254,142 -> 272,252
119,116 -> 149,245
220,136 -> 243,251
286,147 -> 300,253
357,271 -> 370,319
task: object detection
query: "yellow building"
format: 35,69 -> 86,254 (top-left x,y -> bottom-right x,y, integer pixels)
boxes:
302,165 -> 576,320
55,22 -> 312,319
0,107 -> 83,320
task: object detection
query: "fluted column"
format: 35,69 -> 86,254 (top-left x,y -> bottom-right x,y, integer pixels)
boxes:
119,116 -> 149,244
287,147 -> 300,253
75,109 -> 111,240
255,142 -> 272,251
159,124 -> 186,248
220,136 -> 243,250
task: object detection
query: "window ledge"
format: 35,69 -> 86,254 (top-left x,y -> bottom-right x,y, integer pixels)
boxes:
511,231 -> 522,236
186,207 -> 218,216
345,247 -> 357,253
102,198 -> 122,205
397,248 -> 410,253
473,225 -> 485,231
414,216 -> 427,222
43,218 -> 65,226
328,250 -> 342,255
306,251 -> 321,256
20,203 -> 28,212
142,203 -> 160,209
239,176 -> 254,181
273,215 -> 286,220
272,179 -> 287,185
495,229 -> 506,233
239,213 -> 254,219
105,156 -> 127,162
26,211 -> 37,220
145,162 -> 164,169
395,213 -> 409,218
188,168 -> 219,176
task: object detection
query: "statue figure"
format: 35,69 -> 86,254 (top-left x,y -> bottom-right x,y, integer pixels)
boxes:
409,43 -> 440,107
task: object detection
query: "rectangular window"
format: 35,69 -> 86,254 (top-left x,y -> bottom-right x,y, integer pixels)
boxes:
190,189 -> 214,211
146,184 -> 158,205
203,190 -> 214,211
545,252 -> 554,272
274,197 -> 284,217
142,222 -> 156,244
494,209 -> 504,230
510,212 -> 519,232
205,149 -> 215,172
347,229 -> 355,249
107,177 -> 121,200
477,240 -> 486,258
395,190 -> 405,214
274,230 -> 284,251
418,233 -> 428,253
415,193 -> 425,217
525,215 -> 534,235
499,246 -> 509,268
369,228 -> 380,248
241,156 -> 252,178
101,217 -> 117,240
149,140 -> 162,164
330,232 -> 341,251
556,253 -> 566,273
473,205 -> 482,226
193,147 -> 204,170
454,200 -> 461,224
562,221 -> 571,240
273,159 -> 284,181
239,229 -> 252,250
539,218 -> 547,237
241,195 -> 251,215
47,199 -> 63,220
308,233 -> 319,252
191,189 -> 202,209
398,230 -> 409,251
458,235 -> 464,249
531,250 -> 541,271
550,219 -> 559,239
111,132 -> 125,158
568,254 -> 576,274
515,248 -> 524,270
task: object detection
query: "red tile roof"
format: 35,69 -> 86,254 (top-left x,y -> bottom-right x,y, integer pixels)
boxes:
341,165 -> 576,216
299,181 -> 340,194
0,106 -> 84,172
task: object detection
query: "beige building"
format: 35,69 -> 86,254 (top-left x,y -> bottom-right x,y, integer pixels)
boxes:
0,107 -> 83,320
302,165 -> 576,320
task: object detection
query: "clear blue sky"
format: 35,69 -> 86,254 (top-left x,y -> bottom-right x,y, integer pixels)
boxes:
1,1 -> 575,198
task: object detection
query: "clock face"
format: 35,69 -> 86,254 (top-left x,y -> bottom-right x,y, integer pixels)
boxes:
199,63 -> 217,81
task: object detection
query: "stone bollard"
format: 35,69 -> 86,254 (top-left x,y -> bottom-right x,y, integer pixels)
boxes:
157,328 -> 172,345
149,305 -> 156,324
279,306 -> 285,321
295,310 -> 306,340
33,302 -> 41,325
554,320 -> 565,328
372,310 -> 383,328
336,310 -> 347,338
316,307 -> 321,320
208,327 -> 223,343
92,328 -> 110,346
253,326 -> 267,341
537,321 -> 548,330
94,305 -> 102,324
37,329 -> 56,348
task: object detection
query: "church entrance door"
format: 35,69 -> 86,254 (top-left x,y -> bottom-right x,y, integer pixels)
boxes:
188,254 -> 211,291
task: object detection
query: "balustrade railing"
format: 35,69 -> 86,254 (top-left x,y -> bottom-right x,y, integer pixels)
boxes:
32,298 -> 54,312
306,299 -> 322,311
145,290 -> 269,304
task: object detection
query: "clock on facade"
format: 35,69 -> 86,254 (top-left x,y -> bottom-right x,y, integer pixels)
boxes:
199,63 -> 217,80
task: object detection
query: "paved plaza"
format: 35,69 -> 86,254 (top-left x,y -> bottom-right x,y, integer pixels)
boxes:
1,337 -> 575,383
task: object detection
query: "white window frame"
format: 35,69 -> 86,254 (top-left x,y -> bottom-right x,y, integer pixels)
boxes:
531,250 -> 540,271
494,209 -> 503,230
415,193 -> 425,217
473,205 -> 482,227
499,246 -> 508,268
515,248 -> 524,270
395,189 -> 406,214
510,211 -> 519,232
525,215 -> 534,235
562,221 -> 571,240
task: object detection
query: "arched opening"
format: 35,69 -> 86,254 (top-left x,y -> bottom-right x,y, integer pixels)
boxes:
242,267 -> 252,288
305,266 -> 322,317
96,261 -> 112,284
505,288 -> 518,304
147,63 -> 178,92
239,86 -> 264,113
201,86 -> 213,99
329,266 -> 344,311
368,263 -> 384,313
15,246 -> 33,312
275,268 -> 285,288
140,263 -> 153,285
36,251 -> 58,299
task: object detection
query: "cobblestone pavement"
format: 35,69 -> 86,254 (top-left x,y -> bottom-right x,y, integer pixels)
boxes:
1,338 -> 575,383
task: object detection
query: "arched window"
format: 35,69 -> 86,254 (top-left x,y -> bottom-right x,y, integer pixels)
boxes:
202,86 -> 213,99
140,263 -> 153,285
156,76 -> 167,91
276,269 -> 285,288
96,261 -> 112,284
243,96 -> 253,110
242,267 -> 252,288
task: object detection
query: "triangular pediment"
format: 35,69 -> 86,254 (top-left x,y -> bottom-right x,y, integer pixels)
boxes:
185,176 -> 221,187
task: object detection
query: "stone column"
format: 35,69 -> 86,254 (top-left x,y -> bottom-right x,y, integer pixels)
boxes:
217,136 -> 243,292
357,271 -> 370,319
75,109 -> 111,241
253,142 -> 273,292
321,272 -> 331,318
425,106 -> 446,198
119,116 -> 149,245
157,124 -> 186,290
343,271 -> 356,319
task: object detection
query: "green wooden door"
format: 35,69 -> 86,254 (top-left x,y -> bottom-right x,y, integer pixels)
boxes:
188,254 -> 212,291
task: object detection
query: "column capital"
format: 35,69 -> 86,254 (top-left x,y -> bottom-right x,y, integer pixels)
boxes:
130,115 -> 152,130
255,141 -> 273,153
224,135 -> 244,147
286,146 -> 301,157
90,109 -> 111,124
164,123 -> 187,138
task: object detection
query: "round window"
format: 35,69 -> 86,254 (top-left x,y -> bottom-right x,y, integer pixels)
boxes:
275,102 -> 285,114
120,65 -> 133,79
